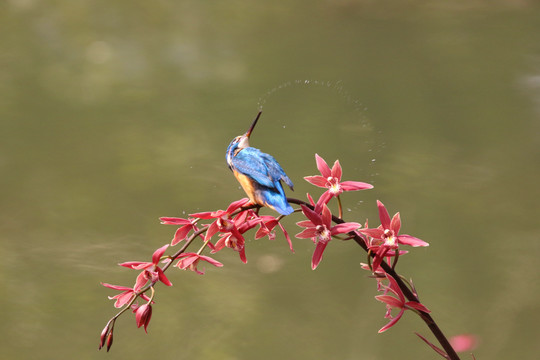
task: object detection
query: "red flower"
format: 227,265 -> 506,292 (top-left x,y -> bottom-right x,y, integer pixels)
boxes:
160,217 -> 201,246
120,244 -> 172,289
175,253 -> 223,275
375,274 -> 430,333
204,209 -> 260,264
102,283 -> 146,308
304,154 -> 373,209
296,204 -> 361,269
134,303 -> 152,333
255,215 -> 294,252
360,200 -> 428,270
215,234 -> 247,262
187,199 -> 260,263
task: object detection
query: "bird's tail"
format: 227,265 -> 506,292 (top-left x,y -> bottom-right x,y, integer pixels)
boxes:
261,185 -> 294,216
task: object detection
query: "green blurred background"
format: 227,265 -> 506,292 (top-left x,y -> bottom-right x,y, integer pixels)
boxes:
1,1 -> 539,359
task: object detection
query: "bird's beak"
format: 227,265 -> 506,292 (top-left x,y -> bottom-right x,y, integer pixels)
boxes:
245,111 -> 262,138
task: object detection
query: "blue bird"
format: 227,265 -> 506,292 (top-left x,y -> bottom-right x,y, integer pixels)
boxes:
226,111 -> 294,215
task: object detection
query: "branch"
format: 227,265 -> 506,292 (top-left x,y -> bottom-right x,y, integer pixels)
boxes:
287,197 -> 460,360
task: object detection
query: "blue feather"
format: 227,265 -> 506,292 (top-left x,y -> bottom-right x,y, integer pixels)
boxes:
232,147 -> 294,190
258,182 -> 294,215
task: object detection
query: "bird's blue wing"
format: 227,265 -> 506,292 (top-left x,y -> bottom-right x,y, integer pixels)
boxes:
232,147 -> 293,190
261,152 -> 294,190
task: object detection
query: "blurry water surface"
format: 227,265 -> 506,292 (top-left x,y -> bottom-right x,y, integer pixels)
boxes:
1,1 -> 539,359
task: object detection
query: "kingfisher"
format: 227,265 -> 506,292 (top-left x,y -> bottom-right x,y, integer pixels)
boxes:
226,111 -> 294,216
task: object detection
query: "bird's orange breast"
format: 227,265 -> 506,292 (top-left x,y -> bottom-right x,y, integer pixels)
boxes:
233,170 -> 259,204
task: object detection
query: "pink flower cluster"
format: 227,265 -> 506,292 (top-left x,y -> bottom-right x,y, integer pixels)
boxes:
100,197 -> 293,348
298,155 -> 431,332
297,154 -> 373,269
356,200 -> 431,332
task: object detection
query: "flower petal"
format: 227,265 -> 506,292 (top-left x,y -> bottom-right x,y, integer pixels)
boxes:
385,273 -> 405,302
134,271 -> 150,291
225,198 -> 250,214
119,261 -> 149,269
112,292 -> 135,308
304,175 -> 328,188
372,246 -> 390,271
295,228 -> 317,239
152,244 -> 169,265
230,227 -> 246,245
405,301 -> 430,313
159,217 -> 191,225
296,220 -> 315,228
321,204 -> 332,228
101,283 -> 132,291
172,225 -> 192,245
330,160 -> 342,181
340,180 -> 374,191
311,240 -> 329,270
375,295 -> 404,308
177,254 -> 199,269
397,234 -> 429,247
315,154 -> 331,178
300,204 -> 323,226
359,227 -> 385,239
205,221 -> 219,241
278,222 -> 294,253
306,193 -> 315,206
377,309 -> 404,333
157,268 -> 172,286
390,212 -> 401,234
377,200 -> 391,229
331,222 -> 361,235
239,246 -> 247,264
315,191 -> 333,213
189,211 -> 215,219
178,256 -> 195,268
199,255 -> 224,267
415,332 -> 449,357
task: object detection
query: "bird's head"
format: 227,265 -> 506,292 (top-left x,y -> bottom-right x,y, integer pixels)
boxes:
227,111 -> 262,157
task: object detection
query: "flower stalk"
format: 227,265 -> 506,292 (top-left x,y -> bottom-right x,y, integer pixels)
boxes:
288,197 -> 461,360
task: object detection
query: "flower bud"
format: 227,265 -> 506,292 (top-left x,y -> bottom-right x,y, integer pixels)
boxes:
99,322 -> 114,351
106,331 -> 113,352
135,303 -> 152,333
98,325 -> 108,350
